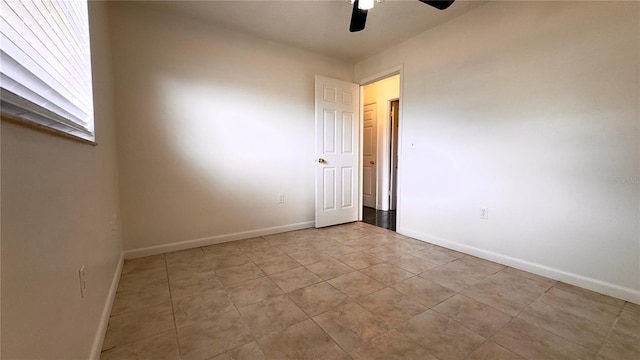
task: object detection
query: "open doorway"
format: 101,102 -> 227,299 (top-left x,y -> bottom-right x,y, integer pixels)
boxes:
361,74 -> 400,231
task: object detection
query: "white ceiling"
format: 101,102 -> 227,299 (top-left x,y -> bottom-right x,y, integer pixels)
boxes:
136,0 -> 488,63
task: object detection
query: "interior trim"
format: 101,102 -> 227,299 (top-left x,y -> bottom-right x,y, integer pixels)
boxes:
90,253 -> 124,360
400,227 -> 640,305
123,221 -> 315,259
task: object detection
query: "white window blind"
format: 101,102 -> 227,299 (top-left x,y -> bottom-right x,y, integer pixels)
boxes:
0,0 -> 94,142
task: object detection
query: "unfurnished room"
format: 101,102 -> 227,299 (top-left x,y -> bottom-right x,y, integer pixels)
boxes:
1,0 -> 639,359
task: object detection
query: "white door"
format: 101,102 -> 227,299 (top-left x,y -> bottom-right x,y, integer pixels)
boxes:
362,103 -> 377,208
315,75 -> 359,228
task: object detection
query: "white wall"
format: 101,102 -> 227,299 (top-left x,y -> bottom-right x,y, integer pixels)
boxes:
0,2 -> 123,358
364,75 -> 400,210
108,3 -> 353,255
356,1 -> 639,302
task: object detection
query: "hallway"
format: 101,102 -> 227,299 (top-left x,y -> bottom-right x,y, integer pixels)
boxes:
362,207 -> 396,231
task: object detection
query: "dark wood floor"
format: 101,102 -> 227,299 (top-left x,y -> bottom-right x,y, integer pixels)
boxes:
362,207 -> 396,231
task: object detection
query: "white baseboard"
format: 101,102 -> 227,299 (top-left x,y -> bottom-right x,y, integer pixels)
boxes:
90,253 -> 124,360
399,227 -> 640,305
124,221 -> 316,259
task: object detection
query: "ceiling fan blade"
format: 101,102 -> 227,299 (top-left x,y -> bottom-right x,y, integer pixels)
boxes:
418,0 -> 455,10
349,0 -> 368,32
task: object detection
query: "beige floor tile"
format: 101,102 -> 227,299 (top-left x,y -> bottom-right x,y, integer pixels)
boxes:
238,295 -> 308,338
420,256 -> 503,292
368,234 -> 401,246
432,294 -> 512,338
177,310 -> 253,360
165,248 -> 206,266
336,252 -> 384,269
420,266 -> 483,292
173,288 -> 235,328
167,260 -> 215,282
100,330 -> 179,360
117,268 -> 168,293
102,302 -> 174,350
330,233 -> 367,244
111,283 -> 171,316
202,241 -> 242,257
542,286 -> 622,324
397,310 -> 485,360
623,301 -> 640,314
287,282 -> 349,316
466,341 -> 525,360
350,329 -> 437,360
269,266 -> 322,293
500,267 -> 557,288
121,254 -> 166,275
328,271 -> 386,298
169,271 -> 223,300
391,276 -> 456,307
305,258 -> 355,280
389,239 -> 433,253
598,325 -> 640,360
360,263 -> 413,286
314,239 -> 352,252
364,246 -> 407,261
287,250 -> 333,265
276,241 -> 318,254
492,318 -> 595,360
413,246 -> 465,265
244,246 -> 286,262
288,228 -> 324,239
457,256 -> 505,275
202,242 -> 242,257
227,276 -> 283,307
598,309 -> 640,359
387,254 -> 438,274
614,309 -> 640,338
208,254 -> 253,271
262,232 -> 293,243
216,263 -> 265,286
518,293 -> 615,350
323,244 -> 359,257
462,272 -> 551,317
104,223 -> 637,360
340,237 -> 379,251
313,301 -> 389,352
357,287 -> 427,328
258,319 -> 349,360
235,237 -> 273,251
254,254 -> 301,275
211,341 -> 266,360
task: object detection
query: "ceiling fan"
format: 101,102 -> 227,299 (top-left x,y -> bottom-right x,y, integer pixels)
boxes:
350,0 -> 455,32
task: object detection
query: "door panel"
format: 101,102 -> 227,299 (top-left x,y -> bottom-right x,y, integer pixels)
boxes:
315,76 -> 359,228
362,103 -> 377,208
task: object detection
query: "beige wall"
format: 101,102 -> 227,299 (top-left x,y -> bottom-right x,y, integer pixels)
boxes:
0,2 -> 122,359
108,3 -> 353,255
356,1 -> 639,302
364,75 -> 400,210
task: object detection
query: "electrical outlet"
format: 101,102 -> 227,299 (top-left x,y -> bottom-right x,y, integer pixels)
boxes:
480,207 -> 489,219
278,194 -> 285,204
78,266 -> 87,298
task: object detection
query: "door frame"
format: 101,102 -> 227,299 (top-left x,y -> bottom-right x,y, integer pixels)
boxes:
357,65 -> 404,225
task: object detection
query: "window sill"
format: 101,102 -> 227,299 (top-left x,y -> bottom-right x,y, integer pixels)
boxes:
1,113 -> 97,146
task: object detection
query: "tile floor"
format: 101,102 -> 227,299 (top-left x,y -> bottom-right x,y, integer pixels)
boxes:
101,222 -> 640,360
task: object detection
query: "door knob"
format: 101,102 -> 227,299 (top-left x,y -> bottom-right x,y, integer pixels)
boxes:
317,158 -> 327,164
369,161 -> 375,164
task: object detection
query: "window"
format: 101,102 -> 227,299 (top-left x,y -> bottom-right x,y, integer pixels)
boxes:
0,0 -> 94,142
